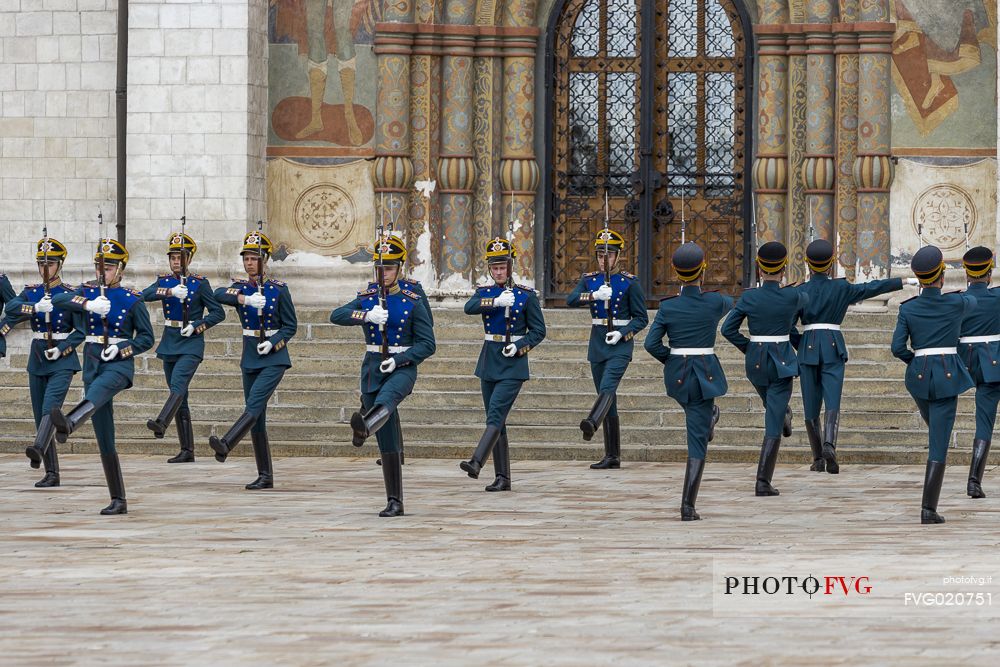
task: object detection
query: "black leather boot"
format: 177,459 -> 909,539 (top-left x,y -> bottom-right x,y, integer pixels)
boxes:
35,439 -> 60,488
580,392 -> 614,441
921,460 -> 946,524
681,457 -> 705,521
99,452 -> 127,515
377,418 -> 406,466
822,410 -> 840,474
805,418 -> 825,472
460,425 -> 502,479
168,408 -> 195,463
708,404 -> 720,442
591,414 -> 621,469
485,429 -> 511,492
26,414 -> 56,469
379,451 -> 404,516
350,404 -> 392,446
209,411 -> 257,462
968,439 -> 990,499
755,436 -> 781,496
245,431 -> 273,490
50,400 -> 96,444
782,406 -> 793,437
147,391 -> 184,439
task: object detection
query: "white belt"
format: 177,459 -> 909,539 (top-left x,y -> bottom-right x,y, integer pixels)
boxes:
243,329 -> 278,337
671,347 -> 715,356
750,335 -> 790,343
85,335 -> 125,344
163,320 -> 187,328
592,318 -> 630,326
802,324 -> 841,332
485,334 -> 524,342
959,335 -> 1000,344
913,347 -> 958,357
366,344 -> 410,353
32,332 -> 70,340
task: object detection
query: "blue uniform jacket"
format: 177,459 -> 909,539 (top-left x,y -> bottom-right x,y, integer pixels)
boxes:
0,274 -> 14,358
796,274 -> 902,365
2,280 -> 84,375
366,278 -> 432,324
958,283 -> 1000,384
330,283 -> 436,393
142,274 -> 225,359
645,286 -> 733,402
721,281 -> 808,385
892,288 -> 976,400
566,270 -> 649,362
215,277 -> 297,370
465,283 -> 547,382
53,283 -> 155,387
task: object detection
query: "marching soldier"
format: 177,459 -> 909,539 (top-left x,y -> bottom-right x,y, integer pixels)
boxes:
142,232 -> 225,462
0,271 -> 13,359
2,237 -> 84,487
209,230 -> 298,490
796,239 -> 910,474
460,237 -> 546,491
721,241 -> 807,496
891,245 -> 976,524
957,246 -> 999,499
330,234 -> 436,516
566,229 -> 648,468
644,243 -> 732,520
50,238 -> 154,515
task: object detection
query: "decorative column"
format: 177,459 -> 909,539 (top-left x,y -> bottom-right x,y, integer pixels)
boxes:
834,1 -> 860,278
785,26 -> 808,281
853,1 -> 895,278
472,26 -> 504,283
500,1 -> 540,282
803,8 -> 836,248
408,4 -> 440,279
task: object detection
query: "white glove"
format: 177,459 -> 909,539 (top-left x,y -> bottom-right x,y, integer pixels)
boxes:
593,284 -> 613,301
256,340 -> 273,356
34,296 -> 54,314
493,290 -> 516,308
245,292 -> 267,310
502,343 -> 518,358
170,284 -> 189,300
379,357 -> 396,374
179,324 -> 195,338
605,331 -> 623,346
365,305 -> 388,325
100,345 -> 119,362
85,295 -> 111,316
905,277 -> 920,286
44,347 -> 61,361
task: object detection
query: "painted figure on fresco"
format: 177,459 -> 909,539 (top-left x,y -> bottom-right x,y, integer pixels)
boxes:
891,0 -> 996,135
270,0 -> 378,145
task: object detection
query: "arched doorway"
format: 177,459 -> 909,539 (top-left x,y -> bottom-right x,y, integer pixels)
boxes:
544,0 -> 754,303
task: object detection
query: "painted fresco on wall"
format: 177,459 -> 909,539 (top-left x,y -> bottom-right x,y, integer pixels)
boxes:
890,0 -> 997,147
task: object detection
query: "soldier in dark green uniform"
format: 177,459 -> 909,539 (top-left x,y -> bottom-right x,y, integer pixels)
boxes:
644,243 -> 733,520
142,232 -> 225,462
892,245 -> 976,524
796,239 -> 910,473
957,246 -> 999,499
330,235 -> 436,516
50,238 -> 155,515
2,237 -> 84,488
566,229 -> 648,468
722,241 -> 807,496
210,231 -> 298,490
460,238 -> 546,491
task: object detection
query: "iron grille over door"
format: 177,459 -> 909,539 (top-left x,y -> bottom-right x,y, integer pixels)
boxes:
545,0 -> 754,303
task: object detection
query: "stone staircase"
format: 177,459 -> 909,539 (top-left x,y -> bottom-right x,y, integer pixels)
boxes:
0,305 -> 983,464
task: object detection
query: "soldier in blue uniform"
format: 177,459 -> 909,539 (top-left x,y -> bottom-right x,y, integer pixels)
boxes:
209,231 -> 298,490
459,238 -> 546,491
722,241 -> 807,496
892,245 -> 976,524
50,238 -> 155,515
796,239 -> 910,474
330,235 -> 436,516
141,232 -> 225,463
957,246 -> 999,499
0,272 -> 14,359
566,230 -> 648,468
2,237 -> 84,488
645,243 -> 733,520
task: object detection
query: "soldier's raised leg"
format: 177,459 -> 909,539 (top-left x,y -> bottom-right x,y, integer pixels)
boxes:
462,378 -> 521,482
588,356 -> 629,469
755,378 -> 793,496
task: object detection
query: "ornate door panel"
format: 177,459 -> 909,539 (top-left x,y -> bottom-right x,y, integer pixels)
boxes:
545,0 -> 753,303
